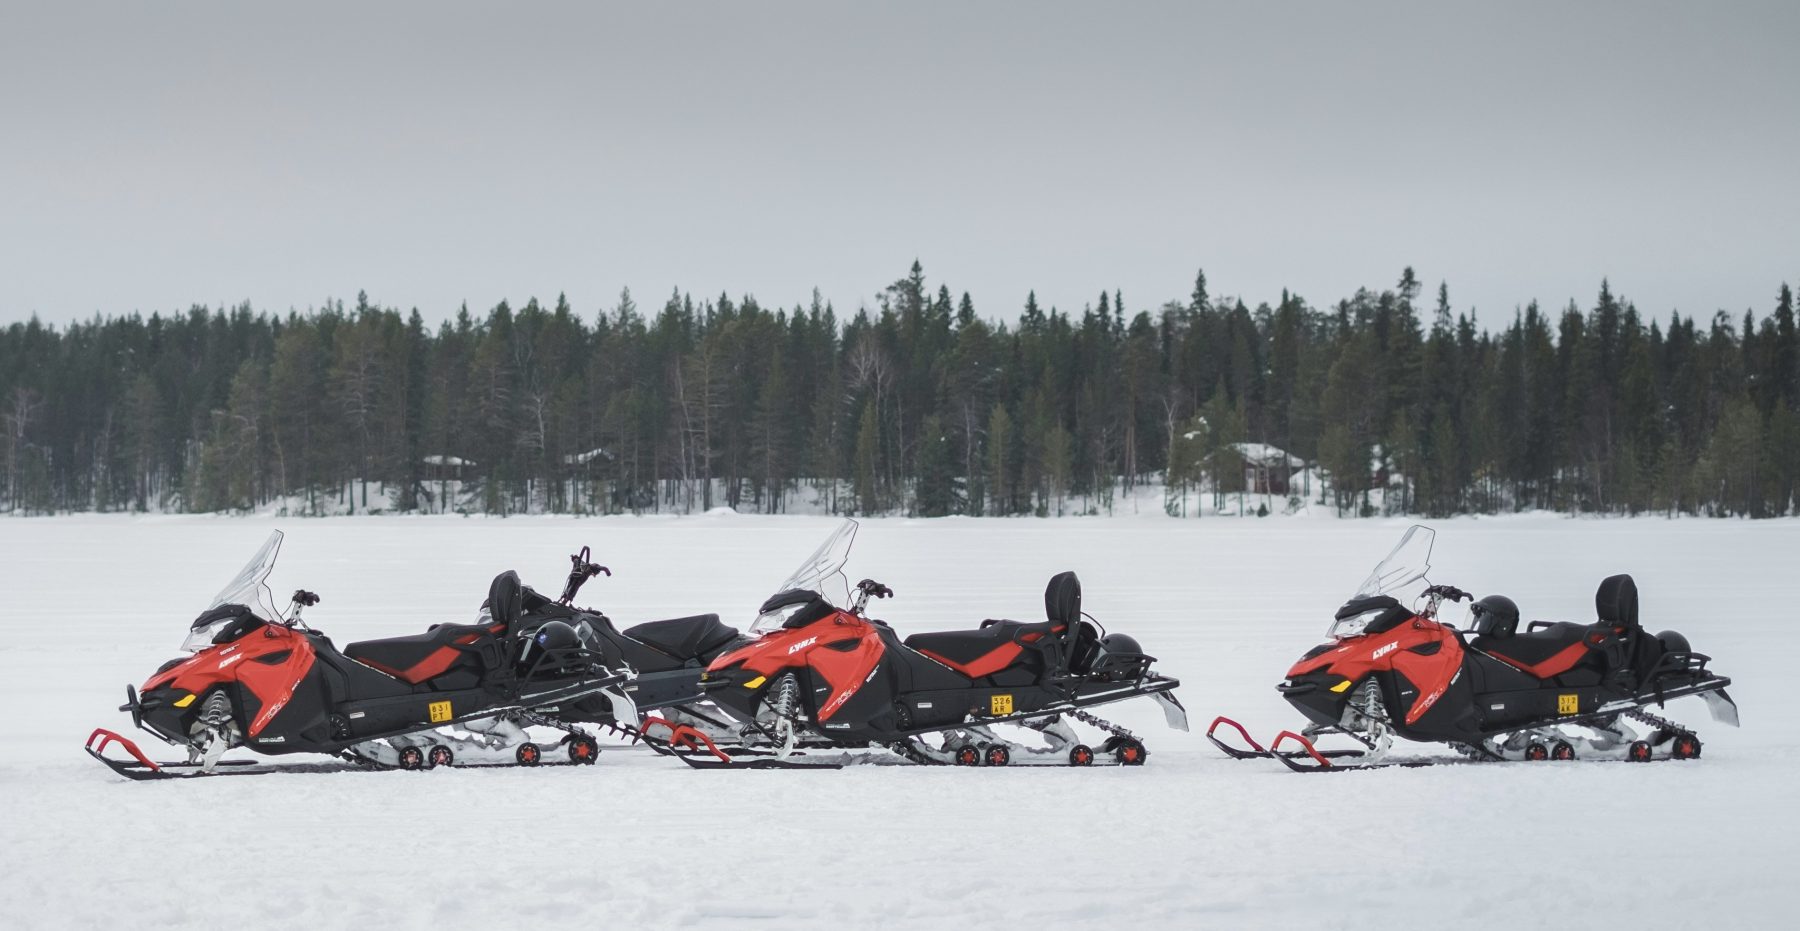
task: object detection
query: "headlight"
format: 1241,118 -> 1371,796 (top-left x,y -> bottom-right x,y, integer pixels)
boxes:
181,616 -> 241,652
1329,608 -> 1387,640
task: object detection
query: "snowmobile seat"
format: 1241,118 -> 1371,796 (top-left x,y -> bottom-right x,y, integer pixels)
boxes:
1473,622 -> 1594,679
904,572 -> 1081,679
625,614 -> 737,661
905,621 -> 1044,678
345,621 -> 505,685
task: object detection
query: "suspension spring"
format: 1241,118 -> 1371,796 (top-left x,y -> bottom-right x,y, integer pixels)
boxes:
1626,706 -> 1694,738
771,673 -> 800,722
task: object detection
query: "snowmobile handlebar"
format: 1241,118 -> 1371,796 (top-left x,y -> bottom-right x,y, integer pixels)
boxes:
558,546 -> 610,606
1418,585 -> 1471,618
849,579 -> 893,614
1423,584 -> 1471,603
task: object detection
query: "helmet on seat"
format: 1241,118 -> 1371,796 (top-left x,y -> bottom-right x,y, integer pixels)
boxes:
518,619 -> 587,670
1469,594 -> 1520,638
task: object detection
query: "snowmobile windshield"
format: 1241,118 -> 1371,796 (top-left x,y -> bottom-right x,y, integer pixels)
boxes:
751,520 -> 857,633
1331,525 -> 1435,638
184,530 -> 285,650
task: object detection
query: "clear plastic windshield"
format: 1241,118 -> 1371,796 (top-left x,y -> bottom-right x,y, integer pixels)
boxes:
183,530 -> 287,651
1330,525 -> 1434,638
751,520 -> 857,632
209,530 -> 286,619
1354,525 -> 1434,598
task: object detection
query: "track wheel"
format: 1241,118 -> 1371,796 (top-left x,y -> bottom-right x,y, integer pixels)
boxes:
1114,738 -> 1147,766
568,735 -> 599,765
1068,744 -> 1095,767
1671,734 -> 1702,760
427,745 -> 455,768
1551,740 -> 1575,761
985,745 -> 1011,767
516,743 -> 542,766
397,746 -> 426,771
954,745 -> 981,766
1627,740 -> 1654,763
1524,741 -> 1549,762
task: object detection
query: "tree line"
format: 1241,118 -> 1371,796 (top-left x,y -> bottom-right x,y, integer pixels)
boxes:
2,263 -> 1797,518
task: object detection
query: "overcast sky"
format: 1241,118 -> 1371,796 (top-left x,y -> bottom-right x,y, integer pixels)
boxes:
3,2 -> 1796,328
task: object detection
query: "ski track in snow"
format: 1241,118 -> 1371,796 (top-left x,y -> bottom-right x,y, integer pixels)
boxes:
1,515 -> 1794,929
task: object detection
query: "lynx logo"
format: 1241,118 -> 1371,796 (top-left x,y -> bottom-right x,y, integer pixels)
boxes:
787,637 -> 818,655
218,653 -> 245,670
1371,641 -> 1400,660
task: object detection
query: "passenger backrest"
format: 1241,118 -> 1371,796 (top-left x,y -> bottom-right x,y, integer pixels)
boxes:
1595,574 -> 1639,629
488,570 -> 524,631
1044,571 -> 1081,628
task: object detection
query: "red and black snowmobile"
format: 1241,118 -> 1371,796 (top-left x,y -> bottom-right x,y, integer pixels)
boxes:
652,520 -> 1187,768
1209,525 -> 1738,771
87,531 -> 635,779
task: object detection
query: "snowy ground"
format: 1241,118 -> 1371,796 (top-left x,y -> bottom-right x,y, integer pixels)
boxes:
1,514 -> 1794,929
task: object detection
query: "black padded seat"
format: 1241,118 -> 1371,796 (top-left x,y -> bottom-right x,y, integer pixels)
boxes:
345,622 -> 496,683
904,621 -> 1043,668
625,614 -> 736,660
1474,622 -> 1590,668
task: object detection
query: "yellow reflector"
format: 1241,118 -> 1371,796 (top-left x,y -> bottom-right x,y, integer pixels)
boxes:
173,693 -> 197,708
428,700 -> 452,723
743,675 -> 766,689
1330,680 -> 1353,693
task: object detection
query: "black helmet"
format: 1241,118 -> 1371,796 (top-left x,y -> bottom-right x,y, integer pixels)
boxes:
532,620 -> 581,651
1470,594 -> 1520,638
1088,632 -> 1149,679
519,620 -> 584,668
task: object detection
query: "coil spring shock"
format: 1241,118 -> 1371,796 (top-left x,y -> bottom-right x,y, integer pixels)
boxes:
189,691 -> 236,768
769,673 -> 801,757
197,691 -> 232,731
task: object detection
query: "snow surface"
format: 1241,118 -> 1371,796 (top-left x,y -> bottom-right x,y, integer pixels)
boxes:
1,514 -> 1795,929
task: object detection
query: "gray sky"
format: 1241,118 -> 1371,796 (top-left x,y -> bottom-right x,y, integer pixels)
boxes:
3,1 -> 1796,328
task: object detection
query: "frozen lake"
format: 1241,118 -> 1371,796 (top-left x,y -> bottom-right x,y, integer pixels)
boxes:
1,514 -> 1793,929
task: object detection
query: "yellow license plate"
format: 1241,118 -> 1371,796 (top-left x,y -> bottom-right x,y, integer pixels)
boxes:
429,700 -> 453,723
1557,694 -> 1578,715
990,694 -> 1013,715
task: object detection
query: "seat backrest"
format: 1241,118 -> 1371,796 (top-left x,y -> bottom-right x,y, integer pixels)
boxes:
1044,571 -> 1081,627
1595,574 -> 1639,629
488,570 -> 524,630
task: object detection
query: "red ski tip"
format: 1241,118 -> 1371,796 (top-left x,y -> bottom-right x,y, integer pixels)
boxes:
641,716 -> 731,763
1206,716 -> 1266,753
1270,730 -> 1334,769
86,728 -> 162,771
